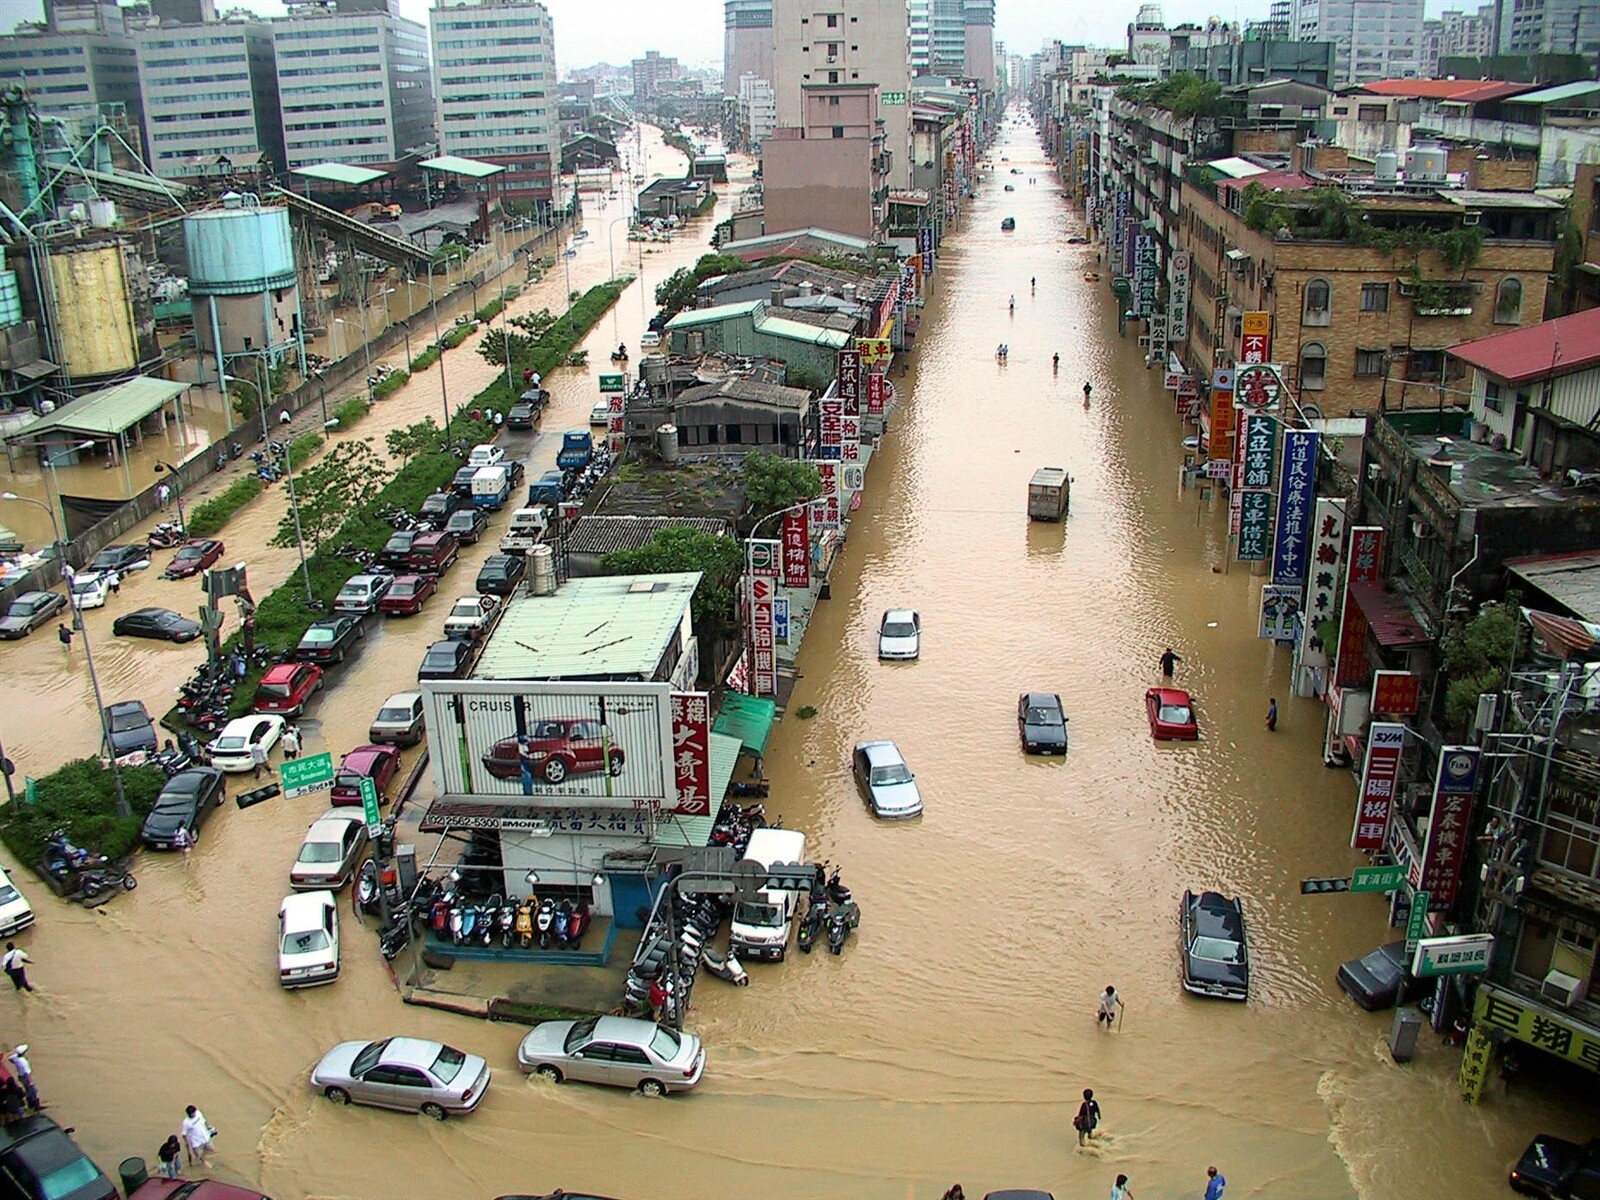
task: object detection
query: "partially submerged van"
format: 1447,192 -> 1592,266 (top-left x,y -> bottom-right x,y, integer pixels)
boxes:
729,827 -> 807,962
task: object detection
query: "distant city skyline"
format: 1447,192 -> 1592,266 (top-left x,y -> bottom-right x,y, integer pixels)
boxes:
9,0 -> 1486,72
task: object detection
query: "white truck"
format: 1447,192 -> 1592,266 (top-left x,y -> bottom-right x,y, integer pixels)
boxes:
729,827 -> 808,962
499,505 -> 550,554
471,464 -> 511,510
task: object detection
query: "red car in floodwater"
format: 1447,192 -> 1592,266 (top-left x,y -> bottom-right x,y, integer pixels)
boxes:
1145,687 -> 1199,741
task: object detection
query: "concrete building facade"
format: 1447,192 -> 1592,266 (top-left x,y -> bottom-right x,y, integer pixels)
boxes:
1290,0 -> 1425,86
737,72 -> 777,149
272,0 -> 434,171
762,81 -> 887,241
724,0 -> 774,97
0,16 -> 143,133
962,0 -> 996,91
772,0 -> 911,189
430,0 -> 556,201
134,18 -> 283,176
631,50 -> 680,100
1502,0 -> 1600,56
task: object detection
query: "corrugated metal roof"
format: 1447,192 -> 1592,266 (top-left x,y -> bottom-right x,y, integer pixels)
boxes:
674,378 -> 811,410
291,162 -> 388,185
8,377 -> 189,440
1508,552 -> 1600,623
758,312 -> 852,348
666,300 -> 761,329
1504,80 -> 1600,106
1360,79 -> 1533,103
473,572 -> 700,680
1448,309 -> 1600,386
1207,156 -> 1269,179
1439,190 -> 1563,210
419,155 -> 506,179
713,692 -> 776,755
1523,608 -> 1600,659
1348,581 -> 1431,648
566,516 -> 732,558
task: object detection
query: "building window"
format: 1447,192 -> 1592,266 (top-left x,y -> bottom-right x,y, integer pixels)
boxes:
1495,277 -> 1523,324
830,72 -> 840,83
1300,342 -> 1328,390
1483,380 -> 1504,413
1541,787 -> 1600,879
1355,348 -> 1386,376
832,125 -> 844,138
1360,282 -> 1389,312
1303,278 -> 1332,326
826,13 -> 838,26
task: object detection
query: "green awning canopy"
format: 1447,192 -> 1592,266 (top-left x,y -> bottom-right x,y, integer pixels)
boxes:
291,162 -> 388,186
8,377 -> 190,441
419,155 -> 506,179
713,692 -> 777,756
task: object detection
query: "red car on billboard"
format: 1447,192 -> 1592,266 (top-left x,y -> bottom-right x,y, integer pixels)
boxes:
482,719 -> 627,786
1146,687 -> 1199,740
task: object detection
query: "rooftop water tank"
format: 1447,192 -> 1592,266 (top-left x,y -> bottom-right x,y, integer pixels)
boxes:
87,198 -> 116,229
657,423 -> 679,464
529,543 -> 557,596
1405,145 -> 1448,184
1374,150 -> 1399,183
183,200 -> 295,296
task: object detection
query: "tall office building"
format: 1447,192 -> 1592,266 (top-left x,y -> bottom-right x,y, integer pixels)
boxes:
772,0 -> 911,189
724,0 -> 774,97
0,2 -> 142,133
430,0 -> 556,201
135,17 -> 284,176
963,0 -> 996,90
909,0 -> 931,74
1290,0 -> 1424,84
272,0 -> 433,171
1501,0 -> 1600,56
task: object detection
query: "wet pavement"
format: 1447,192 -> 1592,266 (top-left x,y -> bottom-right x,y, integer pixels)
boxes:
0,117 -> 1586,1200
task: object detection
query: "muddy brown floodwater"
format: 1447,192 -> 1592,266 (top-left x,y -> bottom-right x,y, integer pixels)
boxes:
0,117 -> 1582,1200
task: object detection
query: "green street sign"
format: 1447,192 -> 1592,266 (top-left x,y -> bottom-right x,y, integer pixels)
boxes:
281,752 -> 334,799
598,373 -> 625,393
1405,889 -> 1431,956
359,777 -> 381,836
1351,864 -> 1407,893
22,778 -> 36,805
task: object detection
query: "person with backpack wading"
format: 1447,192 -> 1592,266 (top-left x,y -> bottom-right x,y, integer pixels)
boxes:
1074,1088 -> 1101,1146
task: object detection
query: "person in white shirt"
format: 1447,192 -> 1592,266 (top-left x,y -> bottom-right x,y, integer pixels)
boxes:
1,944 -> 32,993
180,1105 -> 213,1166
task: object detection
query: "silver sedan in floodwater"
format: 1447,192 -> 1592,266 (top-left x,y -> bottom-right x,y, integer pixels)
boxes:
310,1036 -> 491,1119
517,1016 -> 705,1095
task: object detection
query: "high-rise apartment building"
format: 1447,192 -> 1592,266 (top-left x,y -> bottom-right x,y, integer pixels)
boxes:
909,0 -> 994,83
963,0 -> 996,90
135,18 -> 284,176
272,0 -> 433,171
772,0 -> 911,189
631,50 -> 680,100
1289,0 -> 1424,85
1502,0 -> 1600,56
0,2 -> 142,133
430,0 -> 556,201
724,0 -> 774,96
1440,4 -> 1499,57
762,81 -> 887,239
909,0 -> 931,74
738,72 -> 777,148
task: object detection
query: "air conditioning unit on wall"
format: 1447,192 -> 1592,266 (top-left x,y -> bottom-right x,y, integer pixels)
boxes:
1542,969 -> 1585,1007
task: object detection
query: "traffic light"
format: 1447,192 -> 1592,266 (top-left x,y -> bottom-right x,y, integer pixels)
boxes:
764,862 -> 816,892
235,783 -> 281,810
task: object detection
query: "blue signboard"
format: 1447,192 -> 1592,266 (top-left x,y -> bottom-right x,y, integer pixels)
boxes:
1239,491 -> 1272,561
1271,429 -> 1319,585
774,596 -> 790,644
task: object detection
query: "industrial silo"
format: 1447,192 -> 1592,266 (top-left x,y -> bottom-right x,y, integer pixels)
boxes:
46,241 -> 141,378
183,195 -> 302,384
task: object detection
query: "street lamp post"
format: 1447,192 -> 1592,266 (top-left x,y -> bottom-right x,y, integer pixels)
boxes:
153,460 -> 187,530
420,271 -> 451,431
38,440 -> 93,576
333,318 -> 373,399
0,492 -> 129,817
279,437 -> 317,606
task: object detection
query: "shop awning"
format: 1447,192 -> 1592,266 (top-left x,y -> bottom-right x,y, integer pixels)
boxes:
1522,607 -> 1600,660
1347,581 -> 1431,648
653,732 -> 742,848
7,377 -> 189,441
713,692 -> 777,756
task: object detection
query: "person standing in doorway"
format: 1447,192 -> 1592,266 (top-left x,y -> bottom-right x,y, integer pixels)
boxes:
1159,646 -> 1181,679
281,724 -> 301,761
2,943 -> 33,993
249,740 -> 268,781
1074,1088 -> 1101,1146
1110,1173 -> 1133,1200
1205,1166 -> 1227,1200
1266,698 -> 1278,732
1097,985 -> 1123,1028
57,623 -> 72,651
180,1105 -> 214,1167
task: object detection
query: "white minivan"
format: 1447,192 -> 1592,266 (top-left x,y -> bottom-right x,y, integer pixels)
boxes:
0,866 -> 35,937
729,827 -> 807,962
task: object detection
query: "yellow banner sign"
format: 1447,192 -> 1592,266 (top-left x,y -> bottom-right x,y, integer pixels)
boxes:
856,338 -> 891,366
1474,982 -> 1600,1073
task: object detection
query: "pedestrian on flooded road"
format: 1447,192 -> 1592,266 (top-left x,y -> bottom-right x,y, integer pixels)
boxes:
648,976 -> 667,1022
0,1077 -> 25,1122
5,1047 -> 39,1110
181,1105 -> 214,1167
157,1136 -> 182,1179
1074,1088 -> 1101,1145
1110,1173 -> 1133,1200
173,826 -> 193,859
57,623 -> 72,650
156,483 -> 171,510
249,741 -> 268,780
2,943 -> 33,992
1159,646 -> 1180,678
1266,698 -> 1278,731
1205,1166 -> 1227,1200
1097,985 -> 1123,1028
282,725 -> 301,760
1083,380 -> 1093,406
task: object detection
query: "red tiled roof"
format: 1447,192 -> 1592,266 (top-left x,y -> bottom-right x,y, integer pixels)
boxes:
1218,170 -> 1315,195
1448,309 -> 1600,386
1525,609 -> 1600,661
1358,79 -> 1535,103
1348,581 -> 1431,648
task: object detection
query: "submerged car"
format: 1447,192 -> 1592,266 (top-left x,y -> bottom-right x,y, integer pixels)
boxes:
163,538 -> 224,579
852,740 -> 923,819
418,638 -> 474,682
1180,889 -> 1249,1001
368,691 -> 426,748
253,662 -> 323,717
444,507 -> 489,545
0,591 -> 67,639
1509,1133 -> 1600,1198
139,767 -> 225,850
516,1015 -> 704,1096
475,553 -> 526,597
334,573 -> 393,615
311,1036 -> 491,1119
877,609 -> 921,660
0,1115 -> 118,1200
295,615 -> 365,665
68,570 -> 118,610
1017,692 -> 1068,755
378,574 -> 437,616
1146,687 -> 1199,740
111,607 -> 202,642
291,809 -> 370,891
482,719 -> 625,784
0,865 -> 36,937
207,714 -> 285,773
329,745 -> 400,807
103,700 -> 157,755
88,544 -> 150,575
1336,941 -> 1424,1011
279,890 -> 340,988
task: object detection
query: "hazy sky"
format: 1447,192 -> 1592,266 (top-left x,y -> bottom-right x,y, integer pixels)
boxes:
12,0 -> 1469,71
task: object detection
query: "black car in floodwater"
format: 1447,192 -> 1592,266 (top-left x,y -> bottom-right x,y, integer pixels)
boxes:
1180,889 -> 1249,1001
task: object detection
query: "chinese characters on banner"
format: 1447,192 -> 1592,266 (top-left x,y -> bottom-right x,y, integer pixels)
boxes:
1238,490 -> 1272,561
1334,526 -> 1384,689
1372,669 -> 1422,715
809,460 -> 841,530
1259,583 -> 1303,641
1208,368 -> 1236,460
781,508 -> 809,589
1300,497 -> 1346,668
866,371 -> 887,416
1418,747 -> 1480,905
1133,234 -> 1158,317
1177,376 -> 1201,421
1243,414 -> 1277,489
746,538 -> 779,577
1147,311 -> 1168,365
1114,187 -> 1131,274
668,692 -> 711,815
1168,251 -> 1191,340
918,226 -> 934,275
608,394 -> 625,447
818,396 -> 844,459
1272,429 -> 1319,585
1241,310 -> 1272,364
1352,722 -> 1406,851
1234,362 -> 1284,413
836,350 -> 860,411
855,338 -> 891,368
748,576 -> 777,696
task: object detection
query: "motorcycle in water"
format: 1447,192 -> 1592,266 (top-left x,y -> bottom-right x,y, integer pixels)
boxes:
147,522 -> 186,549
515,896 -> 536,947
565,899 -> 592,949
379,913 -> 411,960
610,344 -> 628,363
825,899 -> 861,955
356,860 -> 382,914
798,901 -> 825,954
535,896 -> 556,949
700,945 -> 750,986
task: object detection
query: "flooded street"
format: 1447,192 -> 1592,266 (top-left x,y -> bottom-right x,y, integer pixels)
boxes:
0,118 -> 1578,1200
